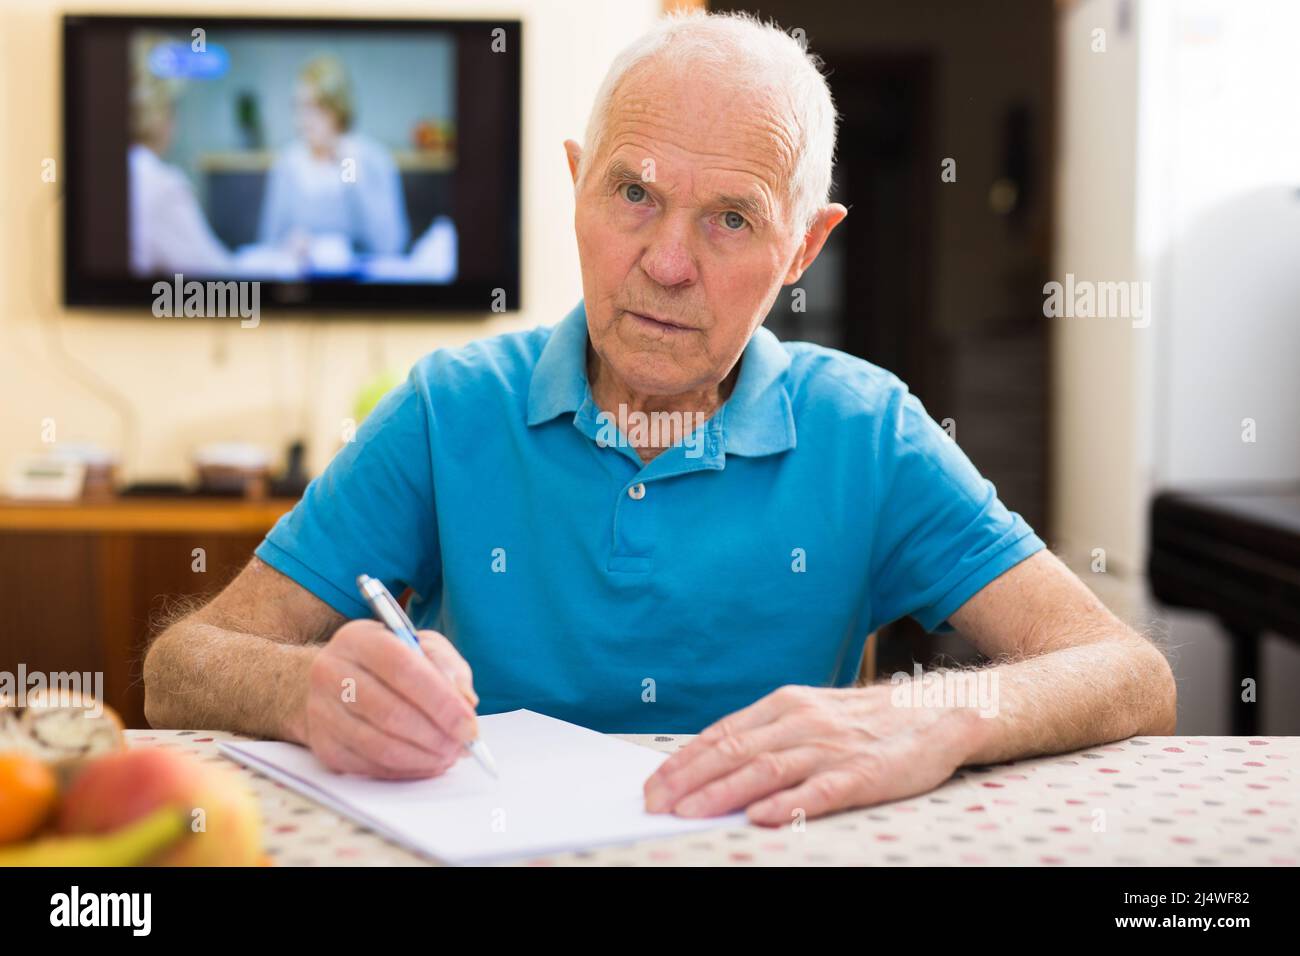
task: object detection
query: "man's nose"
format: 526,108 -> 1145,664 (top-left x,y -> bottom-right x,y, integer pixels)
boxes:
639,214 -> 698,288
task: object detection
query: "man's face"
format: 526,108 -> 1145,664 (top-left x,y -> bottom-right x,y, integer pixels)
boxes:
570,67 -> 808,398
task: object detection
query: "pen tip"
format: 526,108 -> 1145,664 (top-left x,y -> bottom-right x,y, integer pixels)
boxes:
472,740 -> 499,778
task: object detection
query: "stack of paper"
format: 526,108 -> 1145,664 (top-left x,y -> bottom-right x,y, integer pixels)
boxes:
220,709 -> 745,865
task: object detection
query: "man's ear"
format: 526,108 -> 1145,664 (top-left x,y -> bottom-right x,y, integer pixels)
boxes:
782,203 -> 849,285
564,139 -> 583,187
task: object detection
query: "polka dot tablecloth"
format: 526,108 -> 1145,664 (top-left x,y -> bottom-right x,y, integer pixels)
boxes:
124,731 -> 1297,866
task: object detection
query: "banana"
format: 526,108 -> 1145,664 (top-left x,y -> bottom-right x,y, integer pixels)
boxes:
0,806 -> 187,867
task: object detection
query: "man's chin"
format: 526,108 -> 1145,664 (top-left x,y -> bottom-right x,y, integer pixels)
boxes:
603,351 -> 699,396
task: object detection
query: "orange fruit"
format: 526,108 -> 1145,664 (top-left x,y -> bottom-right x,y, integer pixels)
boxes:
0,752 -> 59,844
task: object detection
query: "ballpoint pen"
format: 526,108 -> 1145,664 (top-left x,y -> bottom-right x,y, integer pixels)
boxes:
355,574 -> 499,778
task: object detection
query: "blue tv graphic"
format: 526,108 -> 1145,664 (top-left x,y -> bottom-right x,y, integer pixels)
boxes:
148,42 -> 230,80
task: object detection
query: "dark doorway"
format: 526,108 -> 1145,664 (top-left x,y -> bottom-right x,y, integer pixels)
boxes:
765,55 -> 939,409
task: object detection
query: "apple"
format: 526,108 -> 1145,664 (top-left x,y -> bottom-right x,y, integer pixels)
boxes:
57,748 -> 263,866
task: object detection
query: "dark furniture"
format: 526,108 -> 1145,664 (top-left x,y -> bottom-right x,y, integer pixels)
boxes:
1148,484 -> 1300,735
0,497 -> 295,728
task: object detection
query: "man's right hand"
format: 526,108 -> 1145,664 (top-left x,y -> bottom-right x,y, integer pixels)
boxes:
301,620 -> 480,779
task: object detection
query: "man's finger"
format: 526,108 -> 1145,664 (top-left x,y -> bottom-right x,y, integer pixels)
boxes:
745,767 -> 866,826
328,667 -> 455,758
417,632 -> 478,706
339,696 -> 461,770
333,701 -> 461,778
649,686 -> 808,784
343,630 -> 477,743
314,735 -> 390,778
644,715 -> 810,812
668,746 -> 827,818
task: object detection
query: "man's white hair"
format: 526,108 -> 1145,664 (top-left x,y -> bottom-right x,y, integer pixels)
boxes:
579,10 -> 838,232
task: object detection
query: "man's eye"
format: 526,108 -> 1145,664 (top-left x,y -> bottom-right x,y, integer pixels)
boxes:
721,211 -> 748,231
621,182 -> 648,204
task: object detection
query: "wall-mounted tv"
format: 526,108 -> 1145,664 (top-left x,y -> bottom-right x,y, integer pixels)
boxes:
63,15 -> 521,313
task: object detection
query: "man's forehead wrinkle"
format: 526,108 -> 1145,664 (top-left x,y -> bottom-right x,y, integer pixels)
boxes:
601,75 -> 800,221
601,112 -> 793,187
610,92 -> 795,154
609,66 -> 799,156
605,134 -> 779,183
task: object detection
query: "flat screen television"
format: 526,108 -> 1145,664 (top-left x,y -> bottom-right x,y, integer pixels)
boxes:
63,15 -> 521,313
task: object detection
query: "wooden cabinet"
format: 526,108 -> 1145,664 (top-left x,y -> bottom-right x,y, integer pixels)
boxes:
0,498 -> 294,728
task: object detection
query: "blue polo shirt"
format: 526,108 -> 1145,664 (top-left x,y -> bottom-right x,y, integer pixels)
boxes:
257,301 -> 1044,732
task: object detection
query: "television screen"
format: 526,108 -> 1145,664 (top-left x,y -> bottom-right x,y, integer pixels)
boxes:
63,16 -> 521,313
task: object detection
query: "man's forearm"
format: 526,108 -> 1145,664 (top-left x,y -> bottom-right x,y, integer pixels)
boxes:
954,637 -> 1177,767
143,622 -> 317,741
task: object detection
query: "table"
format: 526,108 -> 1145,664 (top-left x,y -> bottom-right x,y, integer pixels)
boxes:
1149,484 -> 1300,735
124,730 -> 1298,866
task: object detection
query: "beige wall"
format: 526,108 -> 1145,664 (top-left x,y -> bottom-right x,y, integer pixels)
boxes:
0,0 -> 661,483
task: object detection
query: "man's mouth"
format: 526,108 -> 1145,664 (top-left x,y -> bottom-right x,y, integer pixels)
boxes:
624,310 -> 694,333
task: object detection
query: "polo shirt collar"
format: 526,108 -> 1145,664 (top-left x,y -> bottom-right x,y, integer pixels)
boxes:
526,300 -> 796,458
721,321 -> 796,457
526,301 -> 590,426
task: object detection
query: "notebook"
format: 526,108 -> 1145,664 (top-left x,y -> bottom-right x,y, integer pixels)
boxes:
220,708 -> 747,865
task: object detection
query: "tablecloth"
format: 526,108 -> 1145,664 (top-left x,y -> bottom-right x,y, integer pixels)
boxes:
123,730 -> 1297,866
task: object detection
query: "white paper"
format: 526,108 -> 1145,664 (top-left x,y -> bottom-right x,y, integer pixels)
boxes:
219,709 -> 745,865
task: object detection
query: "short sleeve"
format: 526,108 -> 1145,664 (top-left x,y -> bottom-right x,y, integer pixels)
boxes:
867,385 -> 1044,633
255,370 -> 440,619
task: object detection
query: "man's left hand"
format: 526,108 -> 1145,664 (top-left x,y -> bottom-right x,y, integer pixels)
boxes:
642,684 -> 986,826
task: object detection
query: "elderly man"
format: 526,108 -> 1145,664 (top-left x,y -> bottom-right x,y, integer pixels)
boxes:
144,11 -> 1175,825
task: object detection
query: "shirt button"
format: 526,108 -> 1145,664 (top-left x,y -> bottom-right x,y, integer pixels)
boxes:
628,482 -> 646,500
